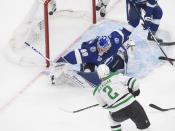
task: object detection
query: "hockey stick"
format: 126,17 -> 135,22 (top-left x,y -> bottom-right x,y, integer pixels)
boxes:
149,104 -> 175,112
160,41 -> 175,46
132,3 -> 174,65
24,42 -> 68,64
24,42 -> 53,63
159,56 -> 175,61
59,104 -> 99,113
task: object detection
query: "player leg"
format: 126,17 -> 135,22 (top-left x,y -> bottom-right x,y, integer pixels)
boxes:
48,0 -> 57,15
108,113 -> 122,131
100,0 -> 110,17
96,0 -> 110,17
96,0 -> 103,11
147,5 -> 163,43
110,101 -> 150,130
129,101 -> 150,129
126,1 -> 141,29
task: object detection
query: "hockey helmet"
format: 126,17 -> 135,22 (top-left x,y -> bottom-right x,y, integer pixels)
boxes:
97,36 -> 111,53
97,64 -> 110,79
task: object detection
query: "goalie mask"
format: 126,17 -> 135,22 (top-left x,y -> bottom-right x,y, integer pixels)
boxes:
97,64 -> 110,79
97,36 -> 111,54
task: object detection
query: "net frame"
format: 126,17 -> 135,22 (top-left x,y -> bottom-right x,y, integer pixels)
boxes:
44,0 -> 96,67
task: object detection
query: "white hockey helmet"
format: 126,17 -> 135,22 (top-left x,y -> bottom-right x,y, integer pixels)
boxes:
97,64 -> 110,79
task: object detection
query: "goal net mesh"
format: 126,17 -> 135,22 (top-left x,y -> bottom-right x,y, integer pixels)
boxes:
5,0 -> 96,66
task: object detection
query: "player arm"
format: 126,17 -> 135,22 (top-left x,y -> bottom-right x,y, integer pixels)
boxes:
121,75 -> 140,97
126,77 -> 140,97
60,48 -> 95,64
63,49 -> 83,64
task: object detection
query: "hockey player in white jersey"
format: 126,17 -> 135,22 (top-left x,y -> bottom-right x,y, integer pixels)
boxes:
93,64 -> 150,131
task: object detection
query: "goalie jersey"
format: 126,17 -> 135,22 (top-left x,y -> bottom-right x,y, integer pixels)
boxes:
61,28 -> 131,65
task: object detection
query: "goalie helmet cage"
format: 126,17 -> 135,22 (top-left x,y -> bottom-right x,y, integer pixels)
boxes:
44,0 -> 97,67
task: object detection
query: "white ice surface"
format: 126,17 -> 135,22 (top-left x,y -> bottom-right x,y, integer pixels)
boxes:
0,0 -> 175,131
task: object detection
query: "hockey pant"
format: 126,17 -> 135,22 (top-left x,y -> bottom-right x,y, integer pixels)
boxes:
126,1 -> 163,33
80,55 -> 126,74
110,100 -> 150,130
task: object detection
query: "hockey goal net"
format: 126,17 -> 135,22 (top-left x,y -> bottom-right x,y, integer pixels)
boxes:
5,0 -> 96,67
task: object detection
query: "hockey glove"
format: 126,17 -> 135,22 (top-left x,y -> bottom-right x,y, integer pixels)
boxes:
128,88 -> 140,97
142,17 -> 152,30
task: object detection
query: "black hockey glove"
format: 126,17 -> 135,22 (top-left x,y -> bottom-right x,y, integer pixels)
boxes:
142,17 -> 152,30
128,88 -> 140,97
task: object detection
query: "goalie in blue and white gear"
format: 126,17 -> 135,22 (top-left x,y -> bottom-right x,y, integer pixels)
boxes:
55,27 -> 132,74
50,28 -> 136,86
125,0 -> 163,42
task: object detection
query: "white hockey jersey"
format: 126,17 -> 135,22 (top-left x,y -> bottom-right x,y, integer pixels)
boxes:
93,72 -> 139,112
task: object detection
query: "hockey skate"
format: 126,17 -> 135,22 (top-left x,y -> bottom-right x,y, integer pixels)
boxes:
100,4 -> 106,17
147,32 -> 163,43
48,0 -> 57,15
96,5 -> 101,11
96,0 -> 102,11
100,5 -> 107,17
96,1 -> 107,17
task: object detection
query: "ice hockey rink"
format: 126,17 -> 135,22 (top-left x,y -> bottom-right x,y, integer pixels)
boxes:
0,0 -> 175,131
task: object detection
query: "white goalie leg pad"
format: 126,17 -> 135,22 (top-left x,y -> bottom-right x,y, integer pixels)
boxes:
63,70 -> 94,88
49,62 -> 68,85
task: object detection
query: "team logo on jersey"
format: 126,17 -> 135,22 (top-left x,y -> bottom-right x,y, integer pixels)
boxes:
114,38 -> 119,44
90,46 -> 96,52
97,56 -> 102,61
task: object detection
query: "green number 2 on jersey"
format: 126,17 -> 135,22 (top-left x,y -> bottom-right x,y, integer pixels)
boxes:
103,86 -> 119,99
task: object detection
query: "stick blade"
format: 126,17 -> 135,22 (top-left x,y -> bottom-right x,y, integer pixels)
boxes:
149,104 -> 168,111
159,56 -> 175,61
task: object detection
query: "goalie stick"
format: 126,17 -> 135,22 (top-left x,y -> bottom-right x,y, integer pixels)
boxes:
158,56 -> 175,61
24,42 -> 68,64
149,104 -> 175,112
59,104 -> 99,113
160,41 -> 175,46
24,42 -> 53,63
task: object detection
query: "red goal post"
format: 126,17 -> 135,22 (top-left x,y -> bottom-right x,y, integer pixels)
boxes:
44,0 -> 97,67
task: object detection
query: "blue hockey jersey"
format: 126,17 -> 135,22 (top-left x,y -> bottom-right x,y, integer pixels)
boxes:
63,29 -> 130,66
